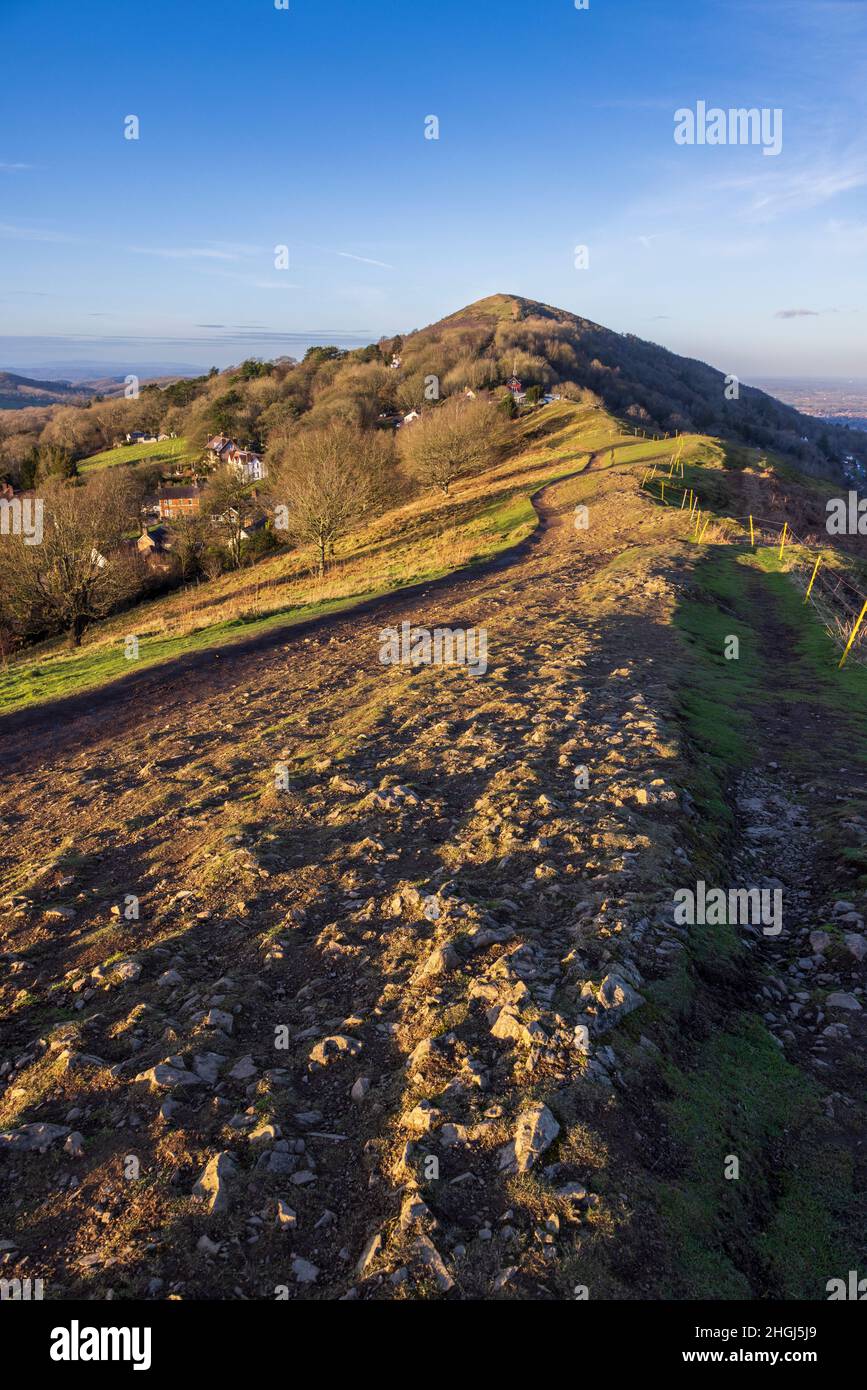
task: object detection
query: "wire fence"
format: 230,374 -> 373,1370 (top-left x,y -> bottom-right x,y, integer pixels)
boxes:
639,465 -> 867,668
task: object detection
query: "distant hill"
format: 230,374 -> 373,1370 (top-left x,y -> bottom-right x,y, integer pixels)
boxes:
0,371 -> 95,409
403,294 -> 866,478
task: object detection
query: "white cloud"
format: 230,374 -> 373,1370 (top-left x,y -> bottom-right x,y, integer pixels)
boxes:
128,245 -> 243,261
335,250 -> 394,269
0,222 -> 75,243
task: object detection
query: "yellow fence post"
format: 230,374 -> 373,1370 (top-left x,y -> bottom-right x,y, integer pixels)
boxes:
698,517 -> 711,543
680,488 -> 688,509
805,555 -> 821,604
839,598 -> 867,669
779,522 -> 788,560
661,480 -> 665,504
749,515 -> 754,547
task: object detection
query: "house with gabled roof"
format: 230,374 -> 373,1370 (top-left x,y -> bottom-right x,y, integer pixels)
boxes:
205,434 -> 238,465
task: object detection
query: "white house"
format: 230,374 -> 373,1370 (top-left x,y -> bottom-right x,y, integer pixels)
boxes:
226,447 -> 266,483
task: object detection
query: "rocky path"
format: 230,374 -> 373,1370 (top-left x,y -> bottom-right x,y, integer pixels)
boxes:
1,459 -> 862,1300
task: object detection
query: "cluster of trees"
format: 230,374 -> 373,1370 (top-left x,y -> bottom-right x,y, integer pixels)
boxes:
0,385 -> 514,654
4,293 -> 866,495
19,288 -> 860,654
0,471 -> 156,652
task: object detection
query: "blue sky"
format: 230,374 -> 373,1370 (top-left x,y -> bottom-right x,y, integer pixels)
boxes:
1,0 -> 865,379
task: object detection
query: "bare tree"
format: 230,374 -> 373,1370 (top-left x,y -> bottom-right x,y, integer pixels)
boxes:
269,423 -> 395,576
202,463 -> 254,569
172,515 -> 209,579
0,471 -> 140,647
399,395 -> 508,495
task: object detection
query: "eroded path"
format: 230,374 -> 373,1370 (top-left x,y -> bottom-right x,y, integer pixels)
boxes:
1,463 -> 862,1300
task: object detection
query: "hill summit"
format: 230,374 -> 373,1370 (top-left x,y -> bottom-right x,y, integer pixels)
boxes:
395,292 -> 862,479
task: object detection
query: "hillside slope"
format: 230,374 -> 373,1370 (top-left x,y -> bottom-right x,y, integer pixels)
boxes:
404,293 -> 865,480
1,412 -> 866,1301
0,371 -> 94,410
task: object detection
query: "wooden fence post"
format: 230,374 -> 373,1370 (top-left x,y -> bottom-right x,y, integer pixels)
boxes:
839,598 -> 867,669
805,555 -> 821,604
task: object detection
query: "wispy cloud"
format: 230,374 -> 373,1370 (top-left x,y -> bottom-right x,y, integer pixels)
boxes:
335,250 -> 394,269
128,244 -> 243,261
718,152 -> 867,220
0,162 -> 33,172
775,308 -> 820,318
0,222 -> 75,243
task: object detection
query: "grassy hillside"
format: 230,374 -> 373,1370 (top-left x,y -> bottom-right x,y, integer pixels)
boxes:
0,404 -> 633,712
409,293 -> 866,479
5,397 -> 865,719
79,435 -> 194,472
3,402 -> 866,1302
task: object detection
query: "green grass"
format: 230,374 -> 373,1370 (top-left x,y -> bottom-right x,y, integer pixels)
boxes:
79,436 -> 194,472
656,540 -> 867,1296
0,592 -> 385,711
673,551 -> 762,843
0,472 -> 576,715
657,1018 -> 855,1299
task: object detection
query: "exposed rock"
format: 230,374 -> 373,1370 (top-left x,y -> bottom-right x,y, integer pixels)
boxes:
292,1257 -> 319,1284
275,1199 -> 297,1229
228,1055 -> 258,1081
414,1235 -> 454,1291
56,1049 -> 108,1075
507,1103 -> 560,1174
135,1061 -> 203,1091
0,1122 -> 70,1153
192,1151 -> 237,1216
203,1008 -> 234,1035
355,1231 -> 382,1277
400,1100 -> 441,1133
414,942 -> 461,981
192,1052 -> 226,1086
309,1035 -> 363,1069
490,1006 -> 547,1048
63,1131 -> 85,1158
400,1191 -> 435,1232
826,992 -> 862,1012
406,1038 -> 439,1072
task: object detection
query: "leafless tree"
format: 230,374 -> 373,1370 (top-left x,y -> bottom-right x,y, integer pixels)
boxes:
0,471 -> 140,647
399,395 -> 508,495
269,423 -> 395,575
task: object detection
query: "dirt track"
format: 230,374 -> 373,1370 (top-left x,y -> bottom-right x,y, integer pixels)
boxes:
2,457 -> 863,1300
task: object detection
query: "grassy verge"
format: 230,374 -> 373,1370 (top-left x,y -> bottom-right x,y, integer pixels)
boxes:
650,543 -> 867,1297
